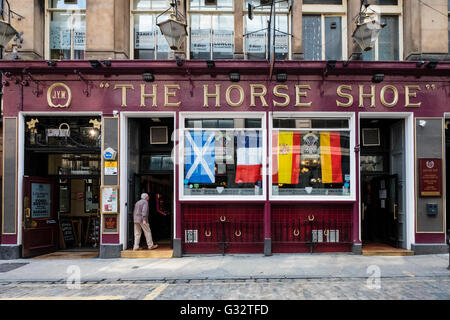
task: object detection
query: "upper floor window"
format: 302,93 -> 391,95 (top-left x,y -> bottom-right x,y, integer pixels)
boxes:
244,0 -> 289,60
189,0 -> 234,59
131,0 -> 171,59
302,0 -> 346,61
361,0 -> 402,61
448,0 -> 449,53
47,0 -> 86,60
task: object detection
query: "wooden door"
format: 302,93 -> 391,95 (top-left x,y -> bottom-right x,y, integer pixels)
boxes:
22,176 -> 58,258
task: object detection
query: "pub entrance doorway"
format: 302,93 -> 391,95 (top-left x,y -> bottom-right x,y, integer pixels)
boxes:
360,118 -> 408,253
125,117 -> 174,255
22,116 -> 101,258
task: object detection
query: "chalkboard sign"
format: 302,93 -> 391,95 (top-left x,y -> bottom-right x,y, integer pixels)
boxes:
60,220 -> 75,246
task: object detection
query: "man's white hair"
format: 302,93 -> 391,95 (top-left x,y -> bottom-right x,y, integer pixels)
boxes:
141,193 -> 149,200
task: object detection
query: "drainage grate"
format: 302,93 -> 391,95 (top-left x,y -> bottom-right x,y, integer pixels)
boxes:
0,263 -> 29,273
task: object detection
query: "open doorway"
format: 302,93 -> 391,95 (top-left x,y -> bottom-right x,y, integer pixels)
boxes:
22,116 -> 101,258
126,117 -> 174,253
445,119 -> 449,241
360,118 -> 407,251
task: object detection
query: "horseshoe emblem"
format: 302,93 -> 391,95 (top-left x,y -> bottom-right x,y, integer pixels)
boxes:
234,230 -> 242,237
58,122 -> 70,137
323,229 -> 329,236
205,230 -> 211,237
308,214 -> 315,222
219,216 -> 226,222
293,228 -> 300,237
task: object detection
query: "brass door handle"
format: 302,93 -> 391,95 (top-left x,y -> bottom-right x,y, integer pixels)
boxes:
25,208 -> 31,219
362,203 -> 365,221
394,204 -> 398,220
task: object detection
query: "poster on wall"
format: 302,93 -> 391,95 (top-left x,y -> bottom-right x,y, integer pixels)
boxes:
103,214 -> 118,233
419,158 -> 442,197
31,183 -> 51,218
246,32 -> 265,54
212,30 -> 233,53
100,186 -> 119,214
191,29 -> 211,53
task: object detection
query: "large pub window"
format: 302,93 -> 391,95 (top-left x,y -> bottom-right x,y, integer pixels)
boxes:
47,0 -> 86,60
182,116 -> 265,198
271,117 -> 352,198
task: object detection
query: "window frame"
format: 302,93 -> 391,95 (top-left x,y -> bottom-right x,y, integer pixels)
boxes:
187,1 -> 235,60
45,1 -> 87,60
130,0 -> 174,60
269,112 -> 356,202
360,0 -> 403,61
302,0 -> 348,61
179,112 -> 267,201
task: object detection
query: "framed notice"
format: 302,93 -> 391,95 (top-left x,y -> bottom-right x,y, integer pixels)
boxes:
419,158 -> 442,197
103,214 -> 118,234
100,186 -> 119,214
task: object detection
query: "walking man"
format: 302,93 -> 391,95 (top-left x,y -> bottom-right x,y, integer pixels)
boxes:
133,193 -> 158,251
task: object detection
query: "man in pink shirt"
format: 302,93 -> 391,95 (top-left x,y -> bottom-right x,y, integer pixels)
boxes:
133,193 -> 158,251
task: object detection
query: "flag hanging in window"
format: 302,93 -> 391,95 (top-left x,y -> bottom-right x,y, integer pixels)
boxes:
185,130 -> 216,183
235,131 -> 262,183
272,131 -> 301,184
320,132 -> 343,184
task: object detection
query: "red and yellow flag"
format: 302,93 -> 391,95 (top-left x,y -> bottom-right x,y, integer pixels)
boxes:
273,131 -> 301,184
320,132 -> 343,183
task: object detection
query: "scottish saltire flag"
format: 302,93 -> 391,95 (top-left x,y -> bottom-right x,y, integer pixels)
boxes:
235,131 -> 262,183
185,130 -> 215,183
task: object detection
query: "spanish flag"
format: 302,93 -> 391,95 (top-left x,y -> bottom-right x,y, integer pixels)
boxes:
273,131 -> 301,184
320,132 -> 343,184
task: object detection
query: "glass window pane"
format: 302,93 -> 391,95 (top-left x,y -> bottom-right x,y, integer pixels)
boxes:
272,127 -> 350,197
448,16 -> 450,54
134,14 -> 155,59
274,15 -> 288,60
190,0 -> 233,10
324,16 -> 342,60
378,15 -> 399,61
49,11 -> 85,60
303,15 -> 322,60
49,0 -> 86,9
246,15 -> 267,59
303,0 -> 342,4
372,0 -> 398,5
190,14 -> 212,59
133,0 -> 169,10
212,15 -> 234,59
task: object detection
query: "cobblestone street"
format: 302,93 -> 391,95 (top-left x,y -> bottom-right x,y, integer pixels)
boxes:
0,276 -> 449,300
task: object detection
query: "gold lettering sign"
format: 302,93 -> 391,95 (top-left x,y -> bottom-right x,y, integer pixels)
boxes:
336,85 -> 353,107
405,85 -> 421,108
47,83 -> 72,108
114,84 -> 134,107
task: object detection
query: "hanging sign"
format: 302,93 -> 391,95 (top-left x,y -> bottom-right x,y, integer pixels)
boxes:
419,158 -> 442,197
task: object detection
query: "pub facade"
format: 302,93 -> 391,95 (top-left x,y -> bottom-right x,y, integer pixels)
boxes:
0,59 -> 448,258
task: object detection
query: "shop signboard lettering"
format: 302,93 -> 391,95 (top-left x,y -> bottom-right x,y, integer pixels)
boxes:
31,183 -> 51,218
419,158 -> 442,197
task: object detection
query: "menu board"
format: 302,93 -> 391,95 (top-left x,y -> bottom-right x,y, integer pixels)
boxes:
31,183 -> 51,218
60,220 -> 75,244
101,186 -> 119,214
419,158 -> 442,197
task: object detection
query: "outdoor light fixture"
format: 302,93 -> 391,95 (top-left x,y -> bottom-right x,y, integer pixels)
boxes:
0,0 -> 20,58
352,0 -> 385,52
416,61 -> 425,68
46,60 -> 56,67
156,0 -> 187,52
175,55 -> 183,66
102,60 -> 111,67
89,60 -> 101,68
276,73 -> 287,82
142,73 -> 155,82
426,61 -> 438,69
229,73 -> 240,82
206,60 -> 215,68
372,74 -> 384,83
327,60 -> 337,69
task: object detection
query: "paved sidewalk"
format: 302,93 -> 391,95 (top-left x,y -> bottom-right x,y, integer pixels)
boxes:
0,253 -> 449,283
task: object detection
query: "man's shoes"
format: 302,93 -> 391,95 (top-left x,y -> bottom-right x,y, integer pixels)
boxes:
149,244 -> 159,250
133,247 -> 142,251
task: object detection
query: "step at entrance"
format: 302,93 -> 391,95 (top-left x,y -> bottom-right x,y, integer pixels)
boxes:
121,245 -> 173,258
362,243 -> 414,256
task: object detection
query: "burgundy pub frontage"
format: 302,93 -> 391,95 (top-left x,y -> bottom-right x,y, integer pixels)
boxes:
0,59 -> 448,259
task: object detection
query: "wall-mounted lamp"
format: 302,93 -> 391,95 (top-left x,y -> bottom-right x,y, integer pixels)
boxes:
372,74 -> 384,83
229,73 -> 240,82
206,60 -> 215,68
276,73 -> 288,82
46,60 -> 56,67
175,55 -> 183,67
418,120 -> 427,128
89,60 -> 101,68
142,73 -> 155,82
426,61 -> 438,69
416,61 -> 425,68
327,60 -> 337,69
102,60 -> 111,67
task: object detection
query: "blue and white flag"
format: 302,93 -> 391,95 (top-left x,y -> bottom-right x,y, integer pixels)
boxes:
185,130 -> 216,183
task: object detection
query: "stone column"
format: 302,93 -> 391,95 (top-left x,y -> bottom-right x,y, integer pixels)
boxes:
85,0 -> 130,60
291,0 -> 303,60
234,0 -> 244,59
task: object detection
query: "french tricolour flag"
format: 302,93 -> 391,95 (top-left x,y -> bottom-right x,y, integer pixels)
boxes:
235,131 -> 262,184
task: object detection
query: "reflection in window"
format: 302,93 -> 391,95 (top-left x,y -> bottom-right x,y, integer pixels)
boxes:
362,15 -> 399,61
303,15 -> 342,60
133,14 -> 170,59
183,118 -> 263,197
272,119 -> 351,197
